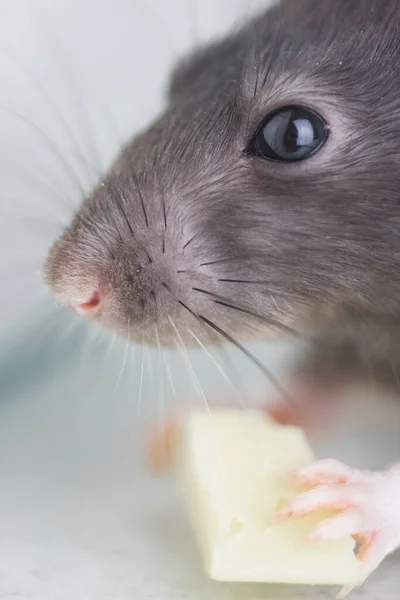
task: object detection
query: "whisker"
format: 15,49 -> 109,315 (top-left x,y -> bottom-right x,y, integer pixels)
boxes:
192,286 -> 296,336
92,324 -> 108,350
198,315 -> 293,405
188,328 -> 239,396
116,195 -> 134,235
43,29 -> 103,175
200,258 -> 237,267
171,335 -> 196,408
177,299 -> 197,318
161,193 -> 167,254
164,283 -> 292,405
162,194 -> 167,230
0,161 -> 77,212
115,319 -> 130,390
216,343 -> 246,405
77,323 -> 98,391
0,102 -> 86,196
162,350 -> 179,407
182,235 -> 196,250
138,186 -> 149,228
108,332 -> 117,357
154,325 -> 165,431
269,293 -> 280,313
218,278 -> 272,284
216,281 -> 306,303
162,274 -> 293,406
215,298 -> 288,327
146,343 -> 155,396
57,315 -> 82,342
0,40 -> 98,185
168,316 -> 210,412
137,334 -> 146,415
16,311 -> 77,367
128,343 -> 138,398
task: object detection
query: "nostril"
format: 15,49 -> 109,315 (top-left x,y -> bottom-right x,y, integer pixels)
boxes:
72,291 -> 102,315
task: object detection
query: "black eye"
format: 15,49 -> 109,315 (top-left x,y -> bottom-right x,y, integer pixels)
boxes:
247,106 -> 329,162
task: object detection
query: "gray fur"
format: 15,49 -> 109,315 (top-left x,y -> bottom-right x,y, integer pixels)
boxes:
45,0 -> 400,388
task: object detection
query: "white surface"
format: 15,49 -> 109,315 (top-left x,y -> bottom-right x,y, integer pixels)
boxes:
1,368 -> 399,600
0,1 -> 399,599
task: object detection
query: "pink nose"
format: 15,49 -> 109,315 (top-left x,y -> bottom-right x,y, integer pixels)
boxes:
71,291 -> 101,315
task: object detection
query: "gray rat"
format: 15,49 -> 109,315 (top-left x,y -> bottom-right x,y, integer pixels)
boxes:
45,0 -> 400,592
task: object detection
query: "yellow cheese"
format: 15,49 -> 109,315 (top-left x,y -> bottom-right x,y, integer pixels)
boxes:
176,409 -> 362,586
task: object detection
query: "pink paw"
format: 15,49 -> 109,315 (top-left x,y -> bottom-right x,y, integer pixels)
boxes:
277,459 -> 400,595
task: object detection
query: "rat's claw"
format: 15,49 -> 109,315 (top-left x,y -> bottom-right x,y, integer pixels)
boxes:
278,460 -> 400,594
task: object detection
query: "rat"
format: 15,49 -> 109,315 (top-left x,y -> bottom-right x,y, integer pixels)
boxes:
44,0 -> 400,593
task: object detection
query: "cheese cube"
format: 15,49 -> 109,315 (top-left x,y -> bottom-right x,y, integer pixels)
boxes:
176,410 -> 362,585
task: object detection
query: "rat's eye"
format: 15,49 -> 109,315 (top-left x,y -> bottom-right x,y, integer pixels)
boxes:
247,106 -> 329,162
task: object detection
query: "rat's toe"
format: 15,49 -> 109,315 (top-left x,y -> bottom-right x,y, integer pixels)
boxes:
277,483 -> 360,519
309,509 -> 365,542
294,459 -> 358,487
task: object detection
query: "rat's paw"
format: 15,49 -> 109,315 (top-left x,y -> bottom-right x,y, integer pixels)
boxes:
146,417 -> 179,472
278,459 -> 400,593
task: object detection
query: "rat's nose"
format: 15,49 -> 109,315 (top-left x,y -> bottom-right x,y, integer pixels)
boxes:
70,291 -> 102,316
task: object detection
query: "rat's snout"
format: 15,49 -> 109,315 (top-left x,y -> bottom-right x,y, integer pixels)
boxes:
44,233 -> 105,320
43,195 -> 207,344
44,203 -> 112,323
70,291 -> 102,316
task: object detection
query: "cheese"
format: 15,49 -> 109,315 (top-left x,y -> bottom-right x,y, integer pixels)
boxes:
176,409 -> 362,586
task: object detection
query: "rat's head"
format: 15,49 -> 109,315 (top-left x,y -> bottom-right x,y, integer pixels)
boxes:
45,0 -> 400,346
